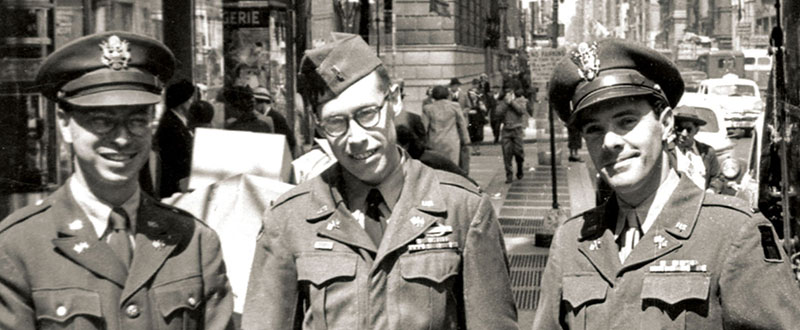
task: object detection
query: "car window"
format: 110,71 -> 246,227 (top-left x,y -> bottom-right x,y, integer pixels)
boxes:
745,57 -> 756,65
710,84 -> 756,96
694,107 -> 720,133
757,57 -> 771,65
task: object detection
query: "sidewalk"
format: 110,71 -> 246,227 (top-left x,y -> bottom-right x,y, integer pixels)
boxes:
468,126 -> 594,325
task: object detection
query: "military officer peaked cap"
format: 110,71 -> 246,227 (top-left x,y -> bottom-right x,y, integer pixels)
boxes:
299,33 -> 382,106
548,38 -> 684,125
36,31 -> 176,107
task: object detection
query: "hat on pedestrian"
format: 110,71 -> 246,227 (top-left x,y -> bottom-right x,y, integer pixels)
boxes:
253,87 -> 273,103
165,79 -> 196,109
36,31 -> 175,108
298,33 -> 383,107
548,38 -> 684,126
449,78 -> 462,86
673,105 -> 707,126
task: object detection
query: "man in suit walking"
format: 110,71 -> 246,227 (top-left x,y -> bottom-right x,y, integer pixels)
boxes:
155,79 -> 196,197
0,31 -> 234,330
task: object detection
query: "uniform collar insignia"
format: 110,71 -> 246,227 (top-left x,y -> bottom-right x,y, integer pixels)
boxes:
99,35 -> 131,70
571,42 -> 600,81
68,219 -> 84,231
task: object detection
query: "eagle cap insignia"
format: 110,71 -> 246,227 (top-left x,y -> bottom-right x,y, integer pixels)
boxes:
570,42 -> 600,81
99,35 -> 131,70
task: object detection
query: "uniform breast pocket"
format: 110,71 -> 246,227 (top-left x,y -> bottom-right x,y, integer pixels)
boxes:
641,273 -> 711,330
561,274 -> 608,330
32,288 -> 104,330
296,253 -> 358,330
154,275 -> 204,330
398,251 -> 461,329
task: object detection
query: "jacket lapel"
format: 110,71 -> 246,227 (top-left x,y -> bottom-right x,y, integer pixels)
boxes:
373,161 -> 447,270
120,195 -> 181,303
576,202 -> 621,286
620,176 -> 704,273
49,186 -> 128,286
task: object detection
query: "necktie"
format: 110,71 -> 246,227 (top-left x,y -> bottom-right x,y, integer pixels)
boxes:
104,207 -> 133,268
365,189 -> 386,245
617,210 -> 642,263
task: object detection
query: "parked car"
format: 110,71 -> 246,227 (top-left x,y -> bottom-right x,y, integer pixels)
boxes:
696,74 -> 763,137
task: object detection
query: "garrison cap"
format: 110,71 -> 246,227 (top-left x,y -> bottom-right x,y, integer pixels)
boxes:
548,38 -> 684,125
298,33 -> 382,106
36,31 -> 175,107
673,105 -> 707,126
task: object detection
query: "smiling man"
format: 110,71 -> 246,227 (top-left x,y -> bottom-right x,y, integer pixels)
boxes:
242,33 -> 518,330
0,31 -> 233,329
532,39 -> 800,329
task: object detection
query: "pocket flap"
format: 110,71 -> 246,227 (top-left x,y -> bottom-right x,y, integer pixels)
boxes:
399,251 -> 461,283
297,253 -> 357,286
32,288 -> 102,323
642,273 -> 710,305
154,275 -> 204,317
562,275 -> 607,309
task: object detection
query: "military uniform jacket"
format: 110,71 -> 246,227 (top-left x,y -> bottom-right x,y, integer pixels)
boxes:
532,176 -> 800,330
242,159 -> 518,330
0,184 -> 234,330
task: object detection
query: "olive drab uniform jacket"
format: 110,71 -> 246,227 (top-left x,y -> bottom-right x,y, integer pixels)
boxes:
0,184 -> 234,330
532,176 -> 800,330
242,158 -> 518,330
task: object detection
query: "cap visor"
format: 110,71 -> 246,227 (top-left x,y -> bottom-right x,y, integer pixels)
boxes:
65,90 -> 162,107
570,86 -> 662,124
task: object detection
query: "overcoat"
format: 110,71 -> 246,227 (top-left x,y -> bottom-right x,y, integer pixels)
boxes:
242,159 -> 518,330
532,176 -> 800,329
0,185 -> 234,330
422,99 -> 470,165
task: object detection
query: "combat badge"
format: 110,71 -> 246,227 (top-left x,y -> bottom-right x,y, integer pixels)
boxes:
758,225 -> 783,262
570,42 -> 600,81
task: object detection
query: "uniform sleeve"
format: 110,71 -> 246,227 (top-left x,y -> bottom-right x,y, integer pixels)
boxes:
718,216 -> 800,329
0,251 -> 35,329
200,227 -> 235,330
532,223 -> 566,330
462,195 -> 519,329
242,209 -> 299,330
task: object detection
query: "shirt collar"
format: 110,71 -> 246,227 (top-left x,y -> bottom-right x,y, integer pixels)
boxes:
171,109 -> 189,127
341,149 -> 408,212
69,177 -> 140,238
614,168 -> 680,238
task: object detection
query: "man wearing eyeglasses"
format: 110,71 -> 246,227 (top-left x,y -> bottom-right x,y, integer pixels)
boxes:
0,31 -> 234,329
242,33 -> 518,330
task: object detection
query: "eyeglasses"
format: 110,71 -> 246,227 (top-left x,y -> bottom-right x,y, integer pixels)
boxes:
316,93 -> 390,137
76,112 -> 152,136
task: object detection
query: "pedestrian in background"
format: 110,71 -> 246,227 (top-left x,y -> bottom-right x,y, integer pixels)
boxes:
187,100 -> 215,131
243,33 -> 518,330
567,126 -> 583,162
224,86 -> 274,133
155,79 -> 196,198
423,85 -> 471,171
498,86 -> 528,183
466,78 -> 488,155
0,31 -> 234,330
672,105 -> 723,193
254,87 -> 296,157
534,38 -> 800,330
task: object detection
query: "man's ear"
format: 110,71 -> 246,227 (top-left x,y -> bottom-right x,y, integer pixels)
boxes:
56,109 -> 73,144
659,106 -> 674,142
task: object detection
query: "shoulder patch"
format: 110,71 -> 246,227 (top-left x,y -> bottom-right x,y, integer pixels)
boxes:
435,170 -> 481,196
757,225 -> 783,262
0,201 -> 52,235
702,193 -> 752,217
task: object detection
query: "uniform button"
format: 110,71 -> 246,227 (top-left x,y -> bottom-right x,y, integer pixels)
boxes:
56,306 -> 68,317
187,297 -> 197,307
125,304 -> 140,318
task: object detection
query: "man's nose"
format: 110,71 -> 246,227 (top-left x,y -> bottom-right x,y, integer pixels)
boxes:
346,118 -> 369,144
602,130 -> 625,151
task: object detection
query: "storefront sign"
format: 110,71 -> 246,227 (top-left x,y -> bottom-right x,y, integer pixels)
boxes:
223,8 -> 269,28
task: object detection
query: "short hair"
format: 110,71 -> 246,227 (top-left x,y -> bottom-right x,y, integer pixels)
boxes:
431,86 -> 450,100
300,65 -> 391,115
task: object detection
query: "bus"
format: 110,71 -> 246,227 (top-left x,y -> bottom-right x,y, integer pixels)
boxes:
696,50 -> 745,79
743,48 -> 771,92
